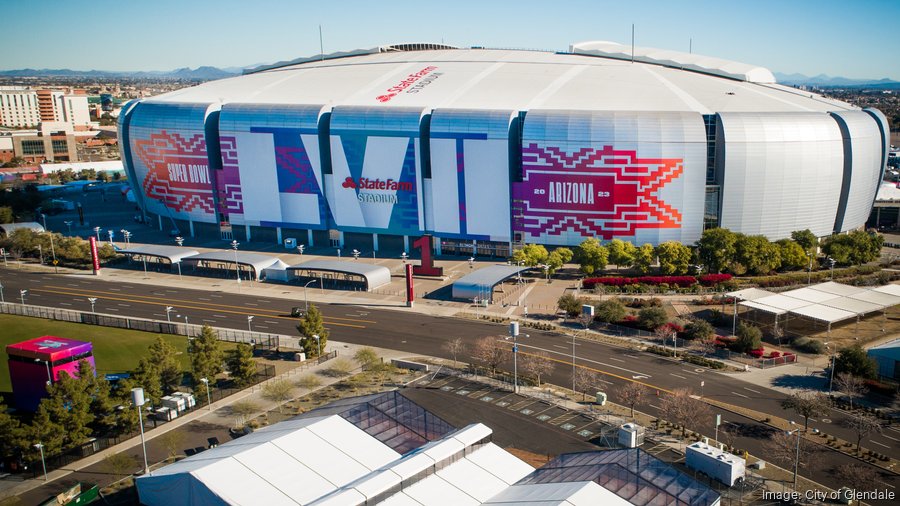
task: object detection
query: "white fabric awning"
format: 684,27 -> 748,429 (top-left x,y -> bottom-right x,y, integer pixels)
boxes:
738,282 -> 900,324
726,287 -> 774,301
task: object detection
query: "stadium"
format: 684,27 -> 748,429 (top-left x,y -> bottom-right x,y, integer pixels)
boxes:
118,42 -> 890,257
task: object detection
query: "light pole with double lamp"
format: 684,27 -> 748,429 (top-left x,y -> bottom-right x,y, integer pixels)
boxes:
0,281 -> 4,303
313,334 -> 321,357
200,378 -> 212,411
88,297 -> 97,313
304,279 -> 318,311
63,220 -> 72,235
19,289 -> 27,305
93,226 -> 101,241
34,442 -> 47,481
247,315 -> 254,332
165,306 -> 174,322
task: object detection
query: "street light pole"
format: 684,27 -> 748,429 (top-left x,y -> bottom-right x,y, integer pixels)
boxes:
247,315 -> 254,332
304,279 -> 317,311
34,443 -> 47,481
20,289 -> 27,305
93,227 -> 101,241
200,378 -> 212,411
732,297 -> 737,336
165,306 -> 174,322
88,297 -> 97,313
231,240 -> 241,290
131,388 -> 150,476
788,422 -> 802,491
507,322 -> 520,393
0,281 -> 4,303
313,334 -> 321,357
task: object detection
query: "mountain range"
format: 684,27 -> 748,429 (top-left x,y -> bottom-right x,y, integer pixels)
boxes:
1,66 -> 898,88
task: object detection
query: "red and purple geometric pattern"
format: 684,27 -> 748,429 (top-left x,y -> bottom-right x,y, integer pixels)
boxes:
512,143 -> 684,240
133,130 -> 216,216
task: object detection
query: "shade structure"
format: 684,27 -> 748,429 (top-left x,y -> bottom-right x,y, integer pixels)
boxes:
452,265 -> 530,301
287,260 -> 392,290
736,282 -> 900,324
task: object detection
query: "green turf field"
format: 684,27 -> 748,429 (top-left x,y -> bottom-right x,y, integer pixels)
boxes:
0,315 -> 193,393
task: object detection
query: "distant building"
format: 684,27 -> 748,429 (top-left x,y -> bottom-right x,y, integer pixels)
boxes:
0,122 -> 78,163
0,86 -> 91,129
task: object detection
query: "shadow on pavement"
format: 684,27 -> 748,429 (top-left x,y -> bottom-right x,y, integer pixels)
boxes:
771,374 -> 827,391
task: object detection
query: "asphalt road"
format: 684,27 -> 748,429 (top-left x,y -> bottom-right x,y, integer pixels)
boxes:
2,268 -> 898,482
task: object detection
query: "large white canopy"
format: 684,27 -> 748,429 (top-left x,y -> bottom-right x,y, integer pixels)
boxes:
730,282 -> 900,324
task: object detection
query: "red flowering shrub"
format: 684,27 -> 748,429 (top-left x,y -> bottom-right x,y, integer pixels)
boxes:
583,276 -> 698,289
748,348 -> 765,358
699,273 -> 733,286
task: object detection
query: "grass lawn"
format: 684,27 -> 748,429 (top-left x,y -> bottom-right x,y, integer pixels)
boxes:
0,315 -> 195,393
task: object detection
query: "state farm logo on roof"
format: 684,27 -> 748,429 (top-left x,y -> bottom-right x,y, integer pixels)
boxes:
376,66 -> 441,102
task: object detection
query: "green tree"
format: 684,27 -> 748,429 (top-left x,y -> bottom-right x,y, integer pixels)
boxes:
735,234 -> 781,275
97,171 -> 111,183
354,347 -> 380,370
132,355 -> 163,406
297,304 -> 329,357
511,243 -> 549,267
0,400 -> 27,463
262,380 -> 294,414
791,229 -> 818,253
822,231 -> 883,266
227,343 -> 257,387
834,344 -> 878,379
777,239 -> 808,270
557,293 -> 585,317
545,247 -> 574,276
553,247 -> 574,264
732,323 -> 762,353
594,299 -> 626,323
77,360 -> 118,435
696,228 -> 737,273
191,325 -> 224,394
655,241 -> 691,275
607,239 -> 636,270
147,336 -> 183,394
0,206 -> 13,224
683,319 -> 714,341
35,370 -> 94,451
576,238 -> 609,275
637,307 -> 668,330
633,243 -> 655,274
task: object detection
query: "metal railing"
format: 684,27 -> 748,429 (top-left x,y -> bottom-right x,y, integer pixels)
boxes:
0,302 -> 282,350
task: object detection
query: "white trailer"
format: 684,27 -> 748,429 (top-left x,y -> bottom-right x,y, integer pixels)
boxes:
686,441 -> 745,487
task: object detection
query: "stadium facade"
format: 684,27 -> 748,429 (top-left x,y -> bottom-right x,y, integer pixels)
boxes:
118,42 -> 890,256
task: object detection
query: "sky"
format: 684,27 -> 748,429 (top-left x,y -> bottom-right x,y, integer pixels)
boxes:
2,0 -> 898,79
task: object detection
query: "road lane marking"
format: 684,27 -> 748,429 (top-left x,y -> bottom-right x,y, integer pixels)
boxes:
553,345 -> 567,350
870,440 -> 890,449
730,391 -> 749,399
33,287 -> 367,329
117,303 -> 131,307
203,319 -> 217,323
681,369 -> 699,375
257,326 -> 269,329
649,404 -> 661,410
106,308 -> 119,312
109,288 -> 120,291
264,320 -> 278,324
522,343 -> 652,379
213,314 -> 227,318
670,373 -> 687,379
743,387 -> 762,394
198,298 -> 211,301
40,285 -> 375,323
244,303 -> 258,306
882,434 -> 899,442
609,357 -> 625,363
59,302 -> 72,306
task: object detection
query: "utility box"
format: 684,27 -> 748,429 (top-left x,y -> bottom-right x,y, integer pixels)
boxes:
595,392 -> 607,405
155,407 -> 178,421
686,442 -> 746,487
284,238 -> 297,249
161,395 -> 186,412
173,392 -> 196,409
618,423 -> 645,448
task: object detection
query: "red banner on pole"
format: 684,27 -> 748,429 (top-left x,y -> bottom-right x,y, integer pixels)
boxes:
405,264 -> 414,307
89,237 -> 101,274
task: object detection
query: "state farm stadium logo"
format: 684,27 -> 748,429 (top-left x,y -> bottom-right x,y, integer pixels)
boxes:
342,176 -> 412,204
376,66 -> 441,102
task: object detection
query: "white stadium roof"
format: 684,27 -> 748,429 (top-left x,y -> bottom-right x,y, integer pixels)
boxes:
147,44 -> 854,115
729,282 -> 900,324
